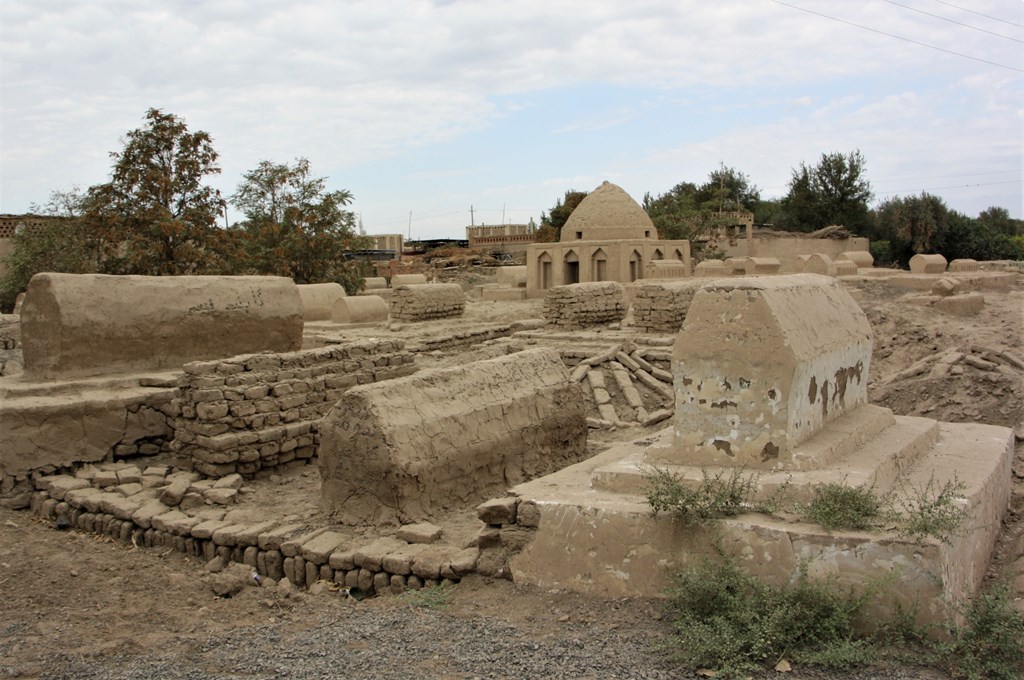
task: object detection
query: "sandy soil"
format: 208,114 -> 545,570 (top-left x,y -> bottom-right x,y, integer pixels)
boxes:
1,274 -> 1022,679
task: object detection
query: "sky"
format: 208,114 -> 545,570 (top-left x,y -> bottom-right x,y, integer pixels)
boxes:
1,0 -> 1021,240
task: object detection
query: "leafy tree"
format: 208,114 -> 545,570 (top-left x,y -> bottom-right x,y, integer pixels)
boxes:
694,166 -> 760,213
977,206 -> 1022,236
537,190 -> 588,242
231,158 -> 369,292
83,108 -> 237,275
0,188 -> 98,312
781,150 -> 872,233
874,193 -> 1018,265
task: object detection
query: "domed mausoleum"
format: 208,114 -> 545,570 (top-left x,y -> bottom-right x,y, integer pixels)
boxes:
526,181 -> 691,296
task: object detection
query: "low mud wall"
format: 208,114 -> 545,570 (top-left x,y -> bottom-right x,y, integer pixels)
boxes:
319,348 -> 588,524
390,283 -> 465,321
631,280 -> 702,334
173,340 -> 416,477
543,282 -> 626,329
21,274 -> 303,380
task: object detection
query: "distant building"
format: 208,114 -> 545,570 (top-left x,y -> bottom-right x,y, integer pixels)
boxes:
525,182 -> 691,298
466,223 -> 537,249
366,234 -> 403,260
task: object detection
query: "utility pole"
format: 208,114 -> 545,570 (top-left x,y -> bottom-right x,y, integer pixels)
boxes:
408,211 -> 412,240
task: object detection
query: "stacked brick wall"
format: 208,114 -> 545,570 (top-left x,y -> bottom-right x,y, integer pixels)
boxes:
172,340 -> 416,477
390,283 -> 465,321
543,282 -> 626,329
28,466 -> 476,596
631,280 -> 702,333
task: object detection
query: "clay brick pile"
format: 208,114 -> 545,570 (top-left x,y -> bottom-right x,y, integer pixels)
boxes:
28,464 -> 477,596
543,281 -> 626,328
473,496 -> 540,579
172,340 -> 416,477
390,283 -> 465,321
631,280 -> 702,333
565,342 -> 675,428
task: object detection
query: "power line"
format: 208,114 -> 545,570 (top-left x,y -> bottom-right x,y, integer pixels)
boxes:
771,0 -> 1024,72
876,179 -> 1023,195
930,0 -> 1024,29
885,0 -> 1022,43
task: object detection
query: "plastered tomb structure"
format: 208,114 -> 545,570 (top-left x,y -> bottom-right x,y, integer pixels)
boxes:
390,283 -> 465,321
297,283 -> 346,321
803,252 -> 836,277
693,259 -> 727,277
838,250 -> 873,269
644,259 -> 690,279
910,253 -> 947,274
2,275 -> 305,489
833,260 -> 858,276
650,274 -> 871,468
20,273 -> 303,381
949,258 -> 979,273
331,295 -> 390,324
505,274 -> 1012,628
391,273 -> 428,286
318,347 -> 588,525
363,277 -> 388,290
743,257 -> 781,275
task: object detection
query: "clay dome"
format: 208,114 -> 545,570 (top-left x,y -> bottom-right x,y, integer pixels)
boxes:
560,181 -> 656,242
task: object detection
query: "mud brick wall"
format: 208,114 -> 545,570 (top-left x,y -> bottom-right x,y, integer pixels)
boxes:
172,340 -> 416,477
390,283 -> 466,321
28,467 -> 477,596
631,280 -> 702,334
543,281 -> 626,329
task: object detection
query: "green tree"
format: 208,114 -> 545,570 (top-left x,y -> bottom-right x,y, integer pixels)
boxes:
781,150 -> 872,233
537,190 -> 588,242
83,108 -> 236,275
695,166 -> 760,212
0,188 -> 98,312
231,158 -> 369,291
977,206 -> 1022,236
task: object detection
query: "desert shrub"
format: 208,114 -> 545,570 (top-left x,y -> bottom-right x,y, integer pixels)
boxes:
942,581 -> 1024,680
646,467 -> 784,525
665,557 -> 876,678
804,482 -> 884,530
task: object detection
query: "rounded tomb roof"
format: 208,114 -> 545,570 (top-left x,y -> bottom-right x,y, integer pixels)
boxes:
560,181 -> 657,242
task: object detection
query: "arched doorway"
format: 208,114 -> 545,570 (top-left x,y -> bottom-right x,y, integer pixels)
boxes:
563,250 -> 580,284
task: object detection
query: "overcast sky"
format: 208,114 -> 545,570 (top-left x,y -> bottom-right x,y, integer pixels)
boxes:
1,0 -> 1021,239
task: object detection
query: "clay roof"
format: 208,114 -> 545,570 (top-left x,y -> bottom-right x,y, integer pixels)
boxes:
560,181 -> 655,242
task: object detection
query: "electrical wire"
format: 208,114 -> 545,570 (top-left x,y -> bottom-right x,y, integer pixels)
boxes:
771,0 -> 1023,72
885,0 -> 1022,43
930,0 -> 1024,29
875,179 -> 1022,195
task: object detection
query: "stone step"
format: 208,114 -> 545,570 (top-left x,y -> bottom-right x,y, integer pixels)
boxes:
590,407 -> 939,503
508,420 -> 1014,627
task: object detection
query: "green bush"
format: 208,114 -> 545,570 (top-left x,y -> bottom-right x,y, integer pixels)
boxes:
646,467 -> 783,526
943,581 -> 1024,680
665,557 -> 875,678
804,482 -> 884,530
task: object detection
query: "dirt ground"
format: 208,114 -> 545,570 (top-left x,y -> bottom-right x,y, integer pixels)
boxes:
1,274 -> 1022,679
